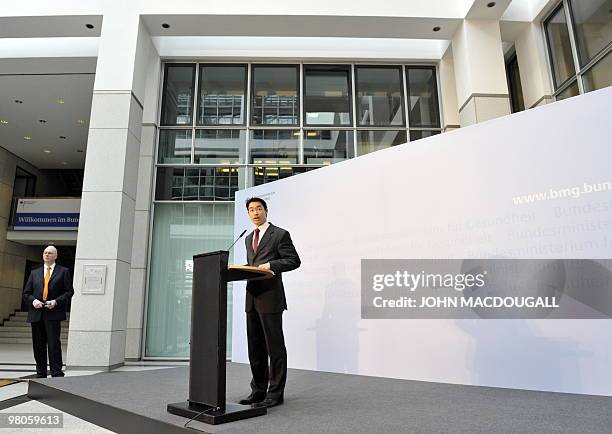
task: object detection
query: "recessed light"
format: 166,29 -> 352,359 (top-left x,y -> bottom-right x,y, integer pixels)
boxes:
38,119 -> 47,123
77,119 -> 86,124
85,23 -> 95,29
162,23 -> 170,29
487,1 -> 496,7
59,136 -> 67,139
60,161 -> 68,165
14,99 -> 23,104
44,150 -> 52,154
56,98 -> 65,104
433,26 -> 441,32
0,119 -> 8,124
23,136 -> 31,140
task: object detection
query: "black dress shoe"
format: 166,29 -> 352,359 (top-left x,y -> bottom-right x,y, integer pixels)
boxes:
238,394 -> 265,405
254,397 -> 283,408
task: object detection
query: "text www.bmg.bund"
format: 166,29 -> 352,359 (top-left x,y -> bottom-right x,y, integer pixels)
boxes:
512,181 -> 612,205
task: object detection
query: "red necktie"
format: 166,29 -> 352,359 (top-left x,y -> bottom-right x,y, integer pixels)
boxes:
253,228 -> 260,253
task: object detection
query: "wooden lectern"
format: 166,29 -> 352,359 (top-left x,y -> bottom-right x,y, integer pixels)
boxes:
167,250 -> 273,425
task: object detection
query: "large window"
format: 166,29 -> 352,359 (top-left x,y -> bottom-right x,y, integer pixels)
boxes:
544,1 -> 612,99
251,65 -> 299,126
197,65 -> 246,125
405,66 -> 441,129
356,66 -> 405,126
304,65 -> 352,126
160,64 -> 195,126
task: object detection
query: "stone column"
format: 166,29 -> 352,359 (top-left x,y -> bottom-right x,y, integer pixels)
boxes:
452,19 -> 511,126
439,46 -> 461,132
67,14 -> 156,369
125,42 -> 160,361
514,23 -> 554,109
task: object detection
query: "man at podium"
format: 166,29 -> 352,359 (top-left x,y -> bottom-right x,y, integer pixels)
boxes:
239,197 -> 301,408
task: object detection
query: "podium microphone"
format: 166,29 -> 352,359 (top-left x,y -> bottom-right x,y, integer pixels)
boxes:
226,229 -> 247,251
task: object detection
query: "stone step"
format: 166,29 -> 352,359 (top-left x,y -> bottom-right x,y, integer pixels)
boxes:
0,337 -> 68,345
10,312 -> 70,319
1,321 -> 30,327
0,331 -> 69,338
0,326 -> 69,334
1,320 -> 69,328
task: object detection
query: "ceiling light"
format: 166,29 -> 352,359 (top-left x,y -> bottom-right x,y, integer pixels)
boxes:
162,23 -> 170,29
487,2 -> 496,7
23,136 -> 31,140
14,99 -> 23,104
56,98 -> 65,104
44,150 -> 52,153
433,26 -> 441,32
77,119 -> 86,124
0,119 -> 8,124
59,136 -> 67,139
38,119 -> 47,123
85,23 -> 95,29
61,161 -> 68,165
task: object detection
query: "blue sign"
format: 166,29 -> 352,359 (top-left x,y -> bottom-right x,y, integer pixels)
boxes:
15,213 -> 80,228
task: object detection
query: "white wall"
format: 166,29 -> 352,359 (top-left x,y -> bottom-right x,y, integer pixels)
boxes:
233,87 -> 612,396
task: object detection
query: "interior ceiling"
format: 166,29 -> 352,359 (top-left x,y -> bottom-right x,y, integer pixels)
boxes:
0,71 -> 94,169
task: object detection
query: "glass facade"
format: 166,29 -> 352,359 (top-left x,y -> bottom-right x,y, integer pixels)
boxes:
147,62 -> 442,358
145,203 -> 234,357
544,0 -> 612,100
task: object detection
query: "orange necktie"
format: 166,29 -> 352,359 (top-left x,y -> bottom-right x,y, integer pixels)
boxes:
43,266 -> 51,301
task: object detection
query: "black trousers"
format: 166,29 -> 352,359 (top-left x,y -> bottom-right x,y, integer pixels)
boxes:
31,319 -> 64,377
246,312 -> 286,399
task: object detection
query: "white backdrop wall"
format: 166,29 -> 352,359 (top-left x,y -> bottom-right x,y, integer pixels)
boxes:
232,87 -> 612,396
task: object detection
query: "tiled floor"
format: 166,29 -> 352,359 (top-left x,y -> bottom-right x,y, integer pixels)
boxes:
0,345 -> 180,433
0,344 -> 67,365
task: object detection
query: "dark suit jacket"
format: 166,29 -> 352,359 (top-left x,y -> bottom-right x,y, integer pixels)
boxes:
23,264 -> 74,323
245,223 -> 301,313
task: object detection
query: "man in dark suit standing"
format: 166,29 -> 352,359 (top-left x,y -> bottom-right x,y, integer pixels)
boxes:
239,197 -> 301,408
22,245 -> 74,378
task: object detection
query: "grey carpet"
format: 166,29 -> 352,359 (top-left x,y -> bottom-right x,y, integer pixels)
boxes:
34,363 -> 612,433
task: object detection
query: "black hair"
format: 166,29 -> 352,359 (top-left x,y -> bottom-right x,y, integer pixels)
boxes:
246,197 -> 268,211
